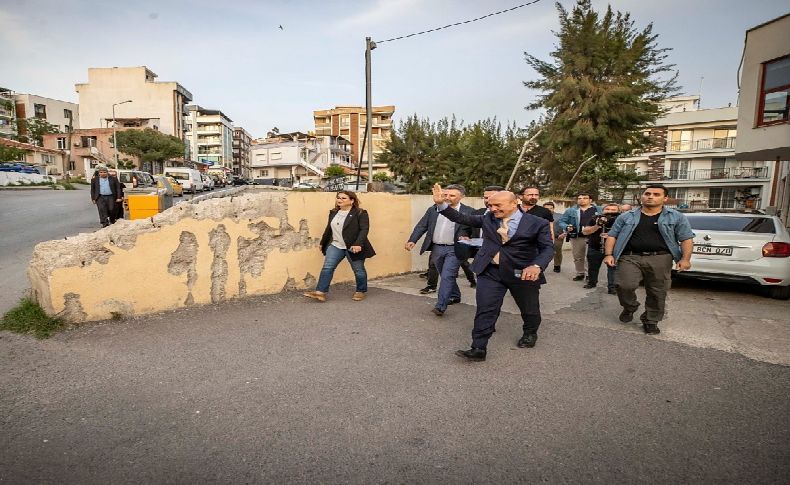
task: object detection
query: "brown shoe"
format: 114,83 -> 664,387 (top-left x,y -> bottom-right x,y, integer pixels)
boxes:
303,291 -> 326,302
352,292 -> 365,301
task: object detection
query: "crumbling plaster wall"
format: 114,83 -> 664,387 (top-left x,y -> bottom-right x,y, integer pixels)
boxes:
28,191 -> 415,323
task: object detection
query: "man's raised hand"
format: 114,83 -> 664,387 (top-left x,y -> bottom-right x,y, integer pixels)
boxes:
432,183 -> 444,205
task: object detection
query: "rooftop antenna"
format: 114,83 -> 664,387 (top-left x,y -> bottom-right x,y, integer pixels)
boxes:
698,76 -> 704,109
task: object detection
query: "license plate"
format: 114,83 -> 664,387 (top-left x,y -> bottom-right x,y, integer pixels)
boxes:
693,245 -> 733,256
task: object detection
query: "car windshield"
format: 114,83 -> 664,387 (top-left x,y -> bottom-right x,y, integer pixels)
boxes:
168,173 -> 189,180
686,215 -> 775,234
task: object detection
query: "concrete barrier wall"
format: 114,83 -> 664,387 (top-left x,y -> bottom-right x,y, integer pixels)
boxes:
28,191 -> 439,323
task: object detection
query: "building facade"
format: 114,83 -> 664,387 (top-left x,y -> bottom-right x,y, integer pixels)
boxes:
76,67 -> 192,145
42,128 -> 140,178
735,13 -> 790,227
0,137 -> 66,175
1,87 -> 18,138
232,127 -> 252,178
249,132 -> 351,185
184,105 -> 234,170
614,96 -> 773,210
14,93 -> 79,140
313,105 -> 395,174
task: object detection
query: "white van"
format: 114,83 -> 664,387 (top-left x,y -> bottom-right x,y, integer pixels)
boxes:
163,167 -> 204,194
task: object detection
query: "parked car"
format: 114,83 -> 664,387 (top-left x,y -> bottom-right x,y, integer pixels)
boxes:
201,172 -> 214,191
0,163 -> 39,174
231,177 -> 247,186
165,176 -> 183,197
674,210 -> 790,299
115,169 -> 154,189
292,182 -> 319,190
252,178 -> 277,185
162,167 -> 204,194
209,173 -> 225,188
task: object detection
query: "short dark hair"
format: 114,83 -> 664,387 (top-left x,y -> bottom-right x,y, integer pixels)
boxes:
542,201 -> 555,208
644,183 -> 668,196
520,186 -> 539,195
604,203 -> 620,211
576,192 -> 591,198
445,184 -> 466,195
483,185 -> 505,192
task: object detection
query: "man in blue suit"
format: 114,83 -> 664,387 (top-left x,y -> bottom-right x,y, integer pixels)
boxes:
432,184 -> 554,361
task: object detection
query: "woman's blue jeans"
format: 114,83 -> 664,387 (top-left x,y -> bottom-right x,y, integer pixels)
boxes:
316,244 -> 368,293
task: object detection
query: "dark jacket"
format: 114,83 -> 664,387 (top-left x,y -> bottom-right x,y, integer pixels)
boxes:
408,203 -> 475,259
319,207 -> 376,261
439,206 -> 554,285
90,175 -> 123,201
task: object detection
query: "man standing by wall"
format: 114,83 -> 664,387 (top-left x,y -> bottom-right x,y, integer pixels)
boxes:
90,165 -> 123,227
604,184 -> 695,335
405,184 -> 474,316
558,193 -> 598,282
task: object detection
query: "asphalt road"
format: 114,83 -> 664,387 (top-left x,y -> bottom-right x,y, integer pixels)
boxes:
0,186 -> 231,315
1,285 -> 788,483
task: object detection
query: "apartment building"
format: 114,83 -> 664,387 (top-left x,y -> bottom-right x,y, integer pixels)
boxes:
249,132 -> 349,185
185,105 -> 234,169
313,105 -> 395,173
14,93 -> 79,139
0,87 -> 15,138
232,127 -> 252,178
735,13 -> 790,227
42,128 -> 140,178
76,67 -> 192,143
614,96 -> 773,210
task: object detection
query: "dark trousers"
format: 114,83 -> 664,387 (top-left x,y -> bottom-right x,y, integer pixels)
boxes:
586,246 -> 615,289
431,245 -> 461,311
552,237 -> 564,267
96,195 -> 117,226
427,256 -> 474,288
615,253 -> 673,324
472,264 -> 541,350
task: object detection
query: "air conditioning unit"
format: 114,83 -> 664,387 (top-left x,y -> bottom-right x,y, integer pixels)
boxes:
73,141 -> 81,147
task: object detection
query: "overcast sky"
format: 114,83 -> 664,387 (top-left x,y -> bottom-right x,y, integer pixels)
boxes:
1,0 -> 788,138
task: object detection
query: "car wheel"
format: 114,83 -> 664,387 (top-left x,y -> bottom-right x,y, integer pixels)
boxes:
765,285 -> 790,300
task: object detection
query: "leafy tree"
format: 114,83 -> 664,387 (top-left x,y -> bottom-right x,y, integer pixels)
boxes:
324,165 -> 346,178
115,129 -> 185,168
372,172 -> 391,182
378,115 -> 437,193
117,158 -> 136,170
0,145 -> 29,162
524,0 -> 678,196
18,118 -> 61,146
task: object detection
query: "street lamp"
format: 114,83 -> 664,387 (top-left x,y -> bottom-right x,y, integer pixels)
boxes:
112,100 -> 133,167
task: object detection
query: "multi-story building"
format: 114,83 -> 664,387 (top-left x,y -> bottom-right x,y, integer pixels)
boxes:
735,13 -> 790,227
76,67 -> 192,145
232,127 -> 252,178
42,128 -> 140,178
0,87 -> 17,139
14,93 -> 79,141
249,132 -> 353,185
313,105 -> 395,174
184,105 -> 234,170
614,96 -> 774,210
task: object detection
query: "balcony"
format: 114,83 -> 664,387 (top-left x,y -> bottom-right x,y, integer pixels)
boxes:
661,166 -> 769,181
667,137 -> 735,152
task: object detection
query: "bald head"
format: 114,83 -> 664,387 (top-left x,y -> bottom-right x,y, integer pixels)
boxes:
488,191 -> 519,219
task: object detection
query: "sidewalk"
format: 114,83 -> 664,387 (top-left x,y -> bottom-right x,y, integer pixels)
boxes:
1,278 -> 788,483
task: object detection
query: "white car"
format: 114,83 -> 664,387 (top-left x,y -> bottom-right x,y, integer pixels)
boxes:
292,182 -> 319,190
677,211 -> 790,300
200,173 -> 214,191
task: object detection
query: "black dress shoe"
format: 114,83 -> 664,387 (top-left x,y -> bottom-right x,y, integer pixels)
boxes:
619,309 -> 634,323
572,274 -> 585,281
419,286 -> 436,294
419,272 -> 429,278
583,282 -> 597,289
431,307 -> 444,316
553,266 -> 561,273
455,348 -> 486,361
517,333 -> 538,348
643,323 -> 660,334
447,297 -> 461,305
607,288 -> 617,295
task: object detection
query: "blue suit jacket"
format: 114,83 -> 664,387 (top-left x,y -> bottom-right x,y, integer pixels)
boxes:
408,204 -> 474,258
439,206 -> 554,285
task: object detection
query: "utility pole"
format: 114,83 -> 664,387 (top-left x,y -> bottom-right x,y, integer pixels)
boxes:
504,128 -> 543,191
112,100 -> 132,168
365,37 -> 376,184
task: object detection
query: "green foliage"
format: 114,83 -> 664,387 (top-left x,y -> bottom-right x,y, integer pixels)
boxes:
1,297 -> 64,339
379,115 -> 528,195
117,158 -> 136,170
0,145 -> 28,162
115,129 -> 185,165
70,176 -> 90,185
57,180 -> 76,190
524,0 -> 677,197
18,118 -> 61,146
372,172 -> 391,182
324,165 -> 346,178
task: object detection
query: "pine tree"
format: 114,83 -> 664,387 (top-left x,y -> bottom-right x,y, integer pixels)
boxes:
525,0 -> 677,196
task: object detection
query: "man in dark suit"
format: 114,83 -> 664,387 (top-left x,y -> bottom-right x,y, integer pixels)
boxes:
90,165 -> 123,227
406,184 -> 475,316
432,184 -> 554,361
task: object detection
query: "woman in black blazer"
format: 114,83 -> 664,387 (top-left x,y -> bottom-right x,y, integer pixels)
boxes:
304,190 -> 376,302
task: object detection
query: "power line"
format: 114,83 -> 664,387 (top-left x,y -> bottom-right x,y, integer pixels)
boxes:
375,0 -> 544,44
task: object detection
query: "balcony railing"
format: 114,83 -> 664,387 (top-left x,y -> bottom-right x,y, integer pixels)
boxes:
661,166 -> 768,181
667,137 -> 736,152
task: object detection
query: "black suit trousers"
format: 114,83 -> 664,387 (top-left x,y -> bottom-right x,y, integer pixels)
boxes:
472,264 -> 541,350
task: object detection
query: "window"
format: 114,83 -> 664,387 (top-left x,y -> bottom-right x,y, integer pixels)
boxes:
668,159 -> 689,179
686,215 -> 775,234
668,130 -> 693,151
64,108 -> 72,119
68,160 -> 75,171
34,103 -> 46,119
57,137 -> 66,149
666,188 -> 687,201
708,187 -> 737,209
80,136 -> 97,148
261,170 -> 269,176
758,55 -> 790,125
